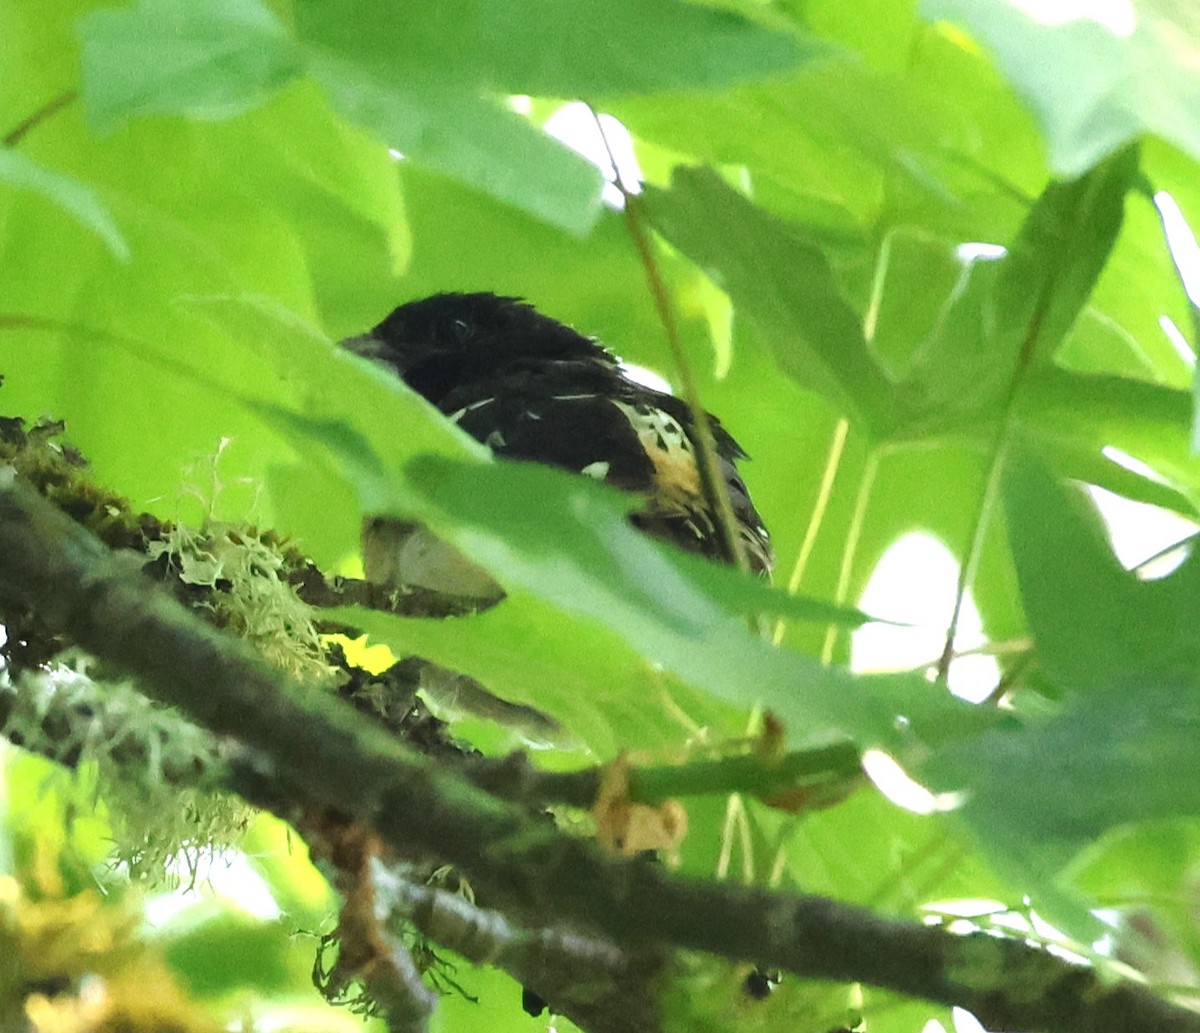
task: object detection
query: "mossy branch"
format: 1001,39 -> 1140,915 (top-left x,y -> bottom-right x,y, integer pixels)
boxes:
1,470 -> 1197,1033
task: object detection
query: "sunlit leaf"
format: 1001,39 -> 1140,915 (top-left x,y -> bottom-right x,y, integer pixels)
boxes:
894,149 -> 1138,431
922,453 -> 1200,936
643,166 -> 899,432
924,0 -> 1200,175
306,53 -> 604,235
932,682 -> 1200,903
1018,368 -> 1200,514
1004,449 -> 1200,692
0,149 -> 128,259
7,0 -> 1200,1024
164,912 -> 303,997
78,0 -> 301,130
293,0 -> 813,97
1144,183 -> 1200,446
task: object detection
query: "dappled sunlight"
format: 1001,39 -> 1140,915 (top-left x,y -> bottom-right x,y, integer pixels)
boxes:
1008,0 -> 1135,37
544,102 -> 643,208
619,361 -> 673,394
861,749 -> 965,815
851,532 -> 999,703
954,242 -> 1007,263
1087,482 -> 1199,577
1100,445 -> 1172,488
951,1007 -> 988,1033
1155,192 -> 1200,305
143,848 -> 281,927
1159,314 -> 1196,366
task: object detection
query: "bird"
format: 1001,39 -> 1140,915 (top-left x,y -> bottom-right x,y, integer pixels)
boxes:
343,291 -> 773,600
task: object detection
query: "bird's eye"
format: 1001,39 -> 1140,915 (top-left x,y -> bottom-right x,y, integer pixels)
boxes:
452,318 -> 471,340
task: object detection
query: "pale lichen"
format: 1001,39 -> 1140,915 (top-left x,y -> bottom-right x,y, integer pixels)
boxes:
2,657 -> 248,885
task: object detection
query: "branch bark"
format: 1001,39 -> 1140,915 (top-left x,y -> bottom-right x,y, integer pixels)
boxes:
0,470 -> 1195,1033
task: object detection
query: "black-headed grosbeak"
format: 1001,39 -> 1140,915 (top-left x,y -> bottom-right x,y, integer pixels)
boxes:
344,292 -> 772,600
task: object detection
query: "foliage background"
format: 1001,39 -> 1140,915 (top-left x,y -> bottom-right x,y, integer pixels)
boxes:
1,0 -> 1199,1031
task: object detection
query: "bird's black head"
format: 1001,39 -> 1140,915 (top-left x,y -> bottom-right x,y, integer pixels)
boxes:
344,292 -> 613,405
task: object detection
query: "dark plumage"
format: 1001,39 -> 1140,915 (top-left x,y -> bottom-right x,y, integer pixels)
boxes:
345,292 -> 772,589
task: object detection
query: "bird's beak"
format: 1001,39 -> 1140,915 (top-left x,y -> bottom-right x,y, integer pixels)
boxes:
340,333 -> 385,359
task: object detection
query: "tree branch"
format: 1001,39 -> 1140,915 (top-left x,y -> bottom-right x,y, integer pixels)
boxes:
380,866 -> 663,1033
0,470 -> 1196,1033
290,566 -> 491,621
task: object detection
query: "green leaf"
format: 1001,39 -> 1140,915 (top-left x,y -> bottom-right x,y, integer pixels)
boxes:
895,149 -> 1137,432
0,82 -> 415,542
924,441 -> 1200,929
866,228 -> 971,383
1144,184 -> 1200,447
164,911 -> 304,997
1071,818 -> 1200,969
195,80 -> 414,288
1003,449 -> 1200,693
401,454 -> 873,636
1018,369 -> 1200,515
923,0 -> 1200,176
1060,182 -> 1193,385
290,0 -> 812,232
890,248 -> 1007,427
937,682 -> 1200,876
332,442 -> 999,753
182,296 -> 482,474
209,298 -> 878,645
0,149 -> 128,259
305,53 -> 604,235
78,0 -> 301,131
1003,148 -> 1138,366
672,549 -> 883,628
293,0 -> 812,98
612,56 -> 960,226
250,349 -> 996,753
12,0 -> 1200,1017
344,597 -> 732,755
642,166 -> 900,433
211,300 -> 485,528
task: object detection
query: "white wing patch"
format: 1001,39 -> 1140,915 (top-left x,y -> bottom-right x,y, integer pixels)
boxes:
581,461 -> 610,480
447,397 -> 496,424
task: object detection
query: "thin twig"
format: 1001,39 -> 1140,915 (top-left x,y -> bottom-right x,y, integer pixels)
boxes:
774,416 -> 850,645
315,820 -> 438,1033
1130,530 -> 1199,575
3,90 -> 78,148
587,106 -> 750,575
821,448 -> 881,663
976,648 -> 1038,707
936,169 -> 1113,683
935,435 -> 1007,681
